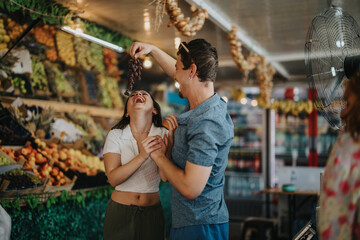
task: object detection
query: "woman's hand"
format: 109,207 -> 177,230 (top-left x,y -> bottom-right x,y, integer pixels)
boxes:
150,135 -> 167,160
138,136 -> 162,161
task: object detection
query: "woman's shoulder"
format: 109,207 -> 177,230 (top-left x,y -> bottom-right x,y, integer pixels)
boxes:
106,128 -> 124,138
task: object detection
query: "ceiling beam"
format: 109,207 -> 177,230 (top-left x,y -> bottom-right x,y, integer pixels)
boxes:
186,0 -> 291,79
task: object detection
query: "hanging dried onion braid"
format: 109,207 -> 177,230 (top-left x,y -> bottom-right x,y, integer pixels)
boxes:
227,26 -> 275,108
227,26 -> 261,80
165,0 -> 208,37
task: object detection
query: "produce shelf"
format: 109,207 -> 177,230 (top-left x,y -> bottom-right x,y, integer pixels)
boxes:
0,96 -> 123,118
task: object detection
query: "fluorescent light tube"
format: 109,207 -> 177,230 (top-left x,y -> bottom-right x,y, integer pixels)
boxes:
60,26 -> 124,53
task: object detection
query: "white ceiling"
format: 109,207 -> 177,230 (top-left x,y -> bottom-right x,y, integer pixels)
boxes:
61,0 -> 360,87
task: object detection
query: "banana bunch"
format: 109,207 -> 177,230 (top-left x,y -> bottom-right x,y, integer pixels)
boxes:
270,99 -> 314,115
56,30 -> 76,66
166,0 -> 208,37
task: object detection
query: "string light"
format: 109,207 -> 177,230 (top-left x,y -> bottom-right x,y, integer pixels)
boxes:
143,56 -> 152,69
251,99 -> 258,107
174,37 -> 181,50
144,9 -> 150,31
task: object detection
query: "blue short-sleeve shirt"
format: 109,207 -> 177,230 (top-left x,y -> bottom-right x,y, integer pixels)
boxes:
171,93 -> 234,228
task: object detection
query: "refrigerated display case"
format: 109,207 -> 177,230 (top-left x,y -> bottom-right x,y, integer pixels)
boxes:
225,100 -> 265,219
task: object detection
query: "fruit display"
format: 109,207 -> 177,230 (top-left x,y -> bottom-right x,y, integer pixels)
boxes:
89,42 -> 105,73
55,30 -> 76,66
2,144 -> 71,187
8,75 -> 27,94
66,113 -> 103,139
0,155 -> 14,165
103,48 -> 120,77
44,62 -> 75,96
67,148 -> 104,173
6,18 -> 27,41
73,37 -> 92,70
107,76 -> 123,108
30,56 -> 49,91
97,75 -> 113,108
124,58 -> 142,96
0,169 -> 42,189
33,25 -> 56,48
45,48 -> 58,61
0,19 -> 10,52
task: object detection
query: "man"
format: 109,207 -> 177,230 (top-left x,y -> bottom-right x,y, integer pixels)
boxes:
130,39 -> 234,239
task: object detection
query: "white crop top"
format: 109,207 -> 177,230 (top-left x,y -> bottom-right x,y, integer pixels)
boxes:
102,124 -> 168,193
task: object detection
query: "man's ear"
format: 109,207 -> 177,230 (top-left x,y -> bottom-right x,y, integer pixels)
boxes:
190,64 -> 197,78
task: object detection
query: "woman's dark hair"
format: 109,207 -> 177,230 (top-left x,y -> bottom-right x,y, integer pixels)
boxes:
342,71 -> 360,141
111,91 -> 163,130
177,39 -> 218,82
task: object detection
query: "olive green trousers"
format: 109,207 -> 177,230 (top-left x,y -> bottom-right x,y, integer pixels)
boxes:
103,199 -> 165,240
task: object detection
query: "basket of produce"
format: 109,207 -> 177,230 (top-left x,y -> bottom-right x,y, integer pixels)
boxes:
42,172 -> 77,193
0,168 -> 45,196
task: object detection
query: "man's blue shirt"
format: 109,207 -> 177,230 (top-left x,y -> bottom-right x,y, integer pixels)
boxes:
171,93 -> 234,228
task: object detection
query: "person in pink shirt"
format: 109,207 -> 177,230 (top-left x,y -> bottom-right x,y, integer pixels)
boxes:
318,72 -> 360,240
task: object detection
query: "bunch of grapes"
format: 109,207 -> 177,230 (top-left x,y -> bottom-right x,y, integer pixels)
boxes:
124,58 -> 143,96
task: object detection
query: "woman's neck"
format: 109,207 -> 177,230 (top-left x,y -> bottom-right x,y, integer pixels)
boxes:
129,112 -> 153,135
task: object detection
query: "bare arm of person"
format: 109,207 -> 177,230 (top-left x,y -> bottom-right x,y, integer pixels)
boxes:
158,114 -> 178,182
129,42 -> 176,78
151,149 -> 212,200
104,136 -> 162,187
163,114 -> 178,159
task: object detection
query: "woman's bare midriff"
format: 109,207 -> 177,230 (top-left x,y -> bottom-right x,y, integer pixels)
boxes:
111,190 -> 160,206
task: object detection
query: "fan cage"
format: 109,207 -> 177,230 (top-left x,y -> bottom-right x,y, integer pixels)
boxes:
305,7 -> 360,130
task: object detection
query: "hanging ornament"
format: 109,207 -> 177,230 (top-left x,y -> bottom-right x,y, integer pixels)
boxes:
165,0 -> 208,37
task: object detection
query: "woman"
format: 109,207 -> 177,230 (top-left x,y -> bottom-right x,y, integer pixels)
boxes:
102,90 -> 174,240
318,72 -> 360,240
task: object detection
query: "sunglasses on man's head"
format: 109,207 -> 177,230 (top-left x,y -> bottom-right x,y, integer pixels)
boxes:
179,42 -> 190,53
